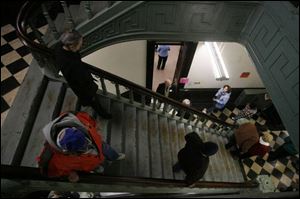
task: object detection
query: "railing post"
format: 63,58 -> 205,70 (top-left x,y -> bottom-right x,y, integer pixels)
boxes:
152,98 -> 157,111
195,117 -> 200,127
41,3 -> 59,39
141,95 -> 146,108
129,90 -> 134,104
60,1 -> 75,30
188,114 -> 194,125
28,22 -> 46,45
115,83 -> 121,99
180,111 -> 185,121
84,1 -> 93,19
163,103 -> 169,115
171,108 -> 177,118
100,77 -> 107,95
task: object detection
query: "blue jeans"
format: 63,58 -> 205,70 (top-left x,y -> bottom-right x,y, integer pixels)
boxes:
102,142 -> 119,161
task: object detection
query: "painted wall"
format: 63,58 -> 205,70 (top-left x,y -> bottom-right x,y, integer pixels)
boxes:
185,42 -> 264,89
82,40 -> 147,94
242,1 -> 299,147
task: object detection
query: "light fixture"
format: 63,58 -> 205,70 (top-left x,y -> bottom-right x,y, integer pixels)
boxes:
205,42 -> 229,81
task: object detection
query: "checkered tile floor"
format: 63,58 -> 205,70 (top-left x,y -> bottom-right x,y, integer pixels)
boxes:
209,107 -> 299,192
1,23 -> 48,127
1,24 -> 31,126
1,24 -> 299,192
242,131 -> 299,192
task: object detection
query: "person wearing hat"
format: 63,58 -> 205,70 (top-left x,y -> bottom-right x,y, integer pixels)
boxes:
173,132 -> 218,187
225,122 -> 273,159
55,29 -> 112,119
37,111 -> 125,182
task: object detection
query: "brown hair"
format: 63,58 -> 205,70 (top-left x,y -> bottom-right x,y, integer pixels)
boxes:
223,85 -> 231,93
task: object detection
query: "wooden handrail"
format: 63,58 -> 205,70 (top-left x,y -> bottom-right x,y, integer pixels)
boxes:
85,63 -> 237,128
1,165 -> 258,189
16,1 -> 53,55
16,1 -> 237,129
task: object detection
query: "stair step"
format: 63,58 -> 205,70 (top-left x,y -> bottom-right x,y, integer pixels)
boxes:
121,105 -> 137,177
104,99 -> 124,176
201,131 -> 214,181
136,109 -> 150,177
213,134 -> 244,182
1,61 -> 45,165
168,119 -> 184,180
158,116 -> 173,179
21,81 -> 64,167
148,112 -> 162,178
95,95 -> 111,143
60,88 -> 78,113
176,122 -> 186,150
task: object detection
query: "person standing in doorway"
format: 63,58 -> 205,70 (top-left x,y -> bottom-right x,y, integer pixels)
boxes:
156,45 -> 170,70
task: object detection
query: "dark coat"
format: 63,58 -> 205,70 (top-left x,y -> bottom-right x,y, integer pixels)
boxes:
178,132 -> 209,185
55,44 -> 98,105
156,83 -> 176,99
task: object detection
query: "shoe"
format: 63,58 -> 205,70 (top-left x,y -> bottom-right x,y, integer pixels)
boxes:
202,108 -> 207,114
116,153 -> 125,160
93,165 -> 104,173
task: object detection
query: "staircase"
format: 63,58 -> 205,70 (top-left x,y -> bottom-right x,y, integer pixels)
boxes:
2,1 -> 274,196
2,63 -> 244,184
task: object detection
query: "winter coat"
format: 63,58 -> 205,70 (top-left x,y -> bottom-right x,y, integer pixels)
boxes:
235,123 -> 259,153
55,44 -> 98,105
156,83 -> 176,98
37,112 -> 104,178
178,132 -> 209,185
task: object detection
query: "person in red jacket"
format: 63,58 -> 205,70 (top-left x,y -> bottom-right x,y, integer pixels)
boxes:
37,112 -> 125,182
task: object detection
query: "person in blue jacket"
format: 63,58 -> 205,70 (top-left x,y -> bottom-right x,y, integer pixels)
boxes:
205,85 -> 231,114
156,45 -> 170,70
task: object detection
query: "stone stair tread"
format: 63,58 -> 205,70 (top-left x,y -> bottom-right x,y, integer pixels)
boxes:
158,116 -> 173,179
148,112 -> 163,178
21,81 -> 63,167
136,109 -> 150,177
121,105 -> 137,177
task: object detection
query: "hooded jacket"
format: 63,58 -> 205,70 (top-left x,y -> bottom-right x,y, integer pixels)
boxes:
178,132 -> 209,185
37,112 -> 104,178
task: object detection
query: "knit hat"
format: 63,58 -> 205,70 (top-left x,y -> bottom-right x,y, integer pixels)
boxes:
262,132 -> 273,143
59,128 -> 87,152
202,142 -> 219,156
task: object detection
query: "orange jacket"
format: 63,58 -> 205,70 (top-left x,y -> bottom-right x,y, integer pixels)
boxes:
37,112 -> 104,178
